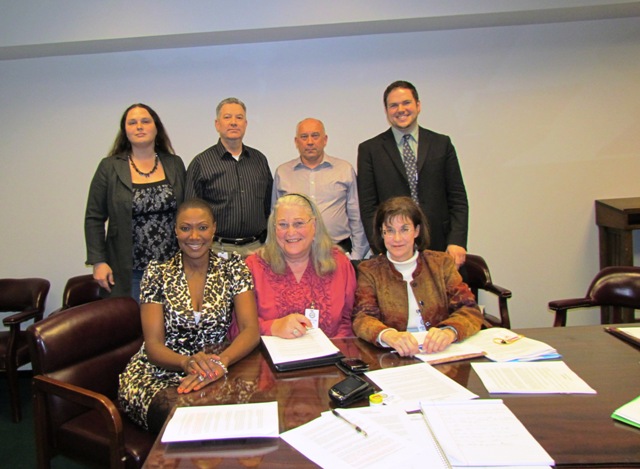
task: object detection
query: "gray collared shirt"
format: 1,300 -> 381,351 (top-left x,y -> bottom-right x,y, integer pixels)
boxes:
273,154 -> 369,259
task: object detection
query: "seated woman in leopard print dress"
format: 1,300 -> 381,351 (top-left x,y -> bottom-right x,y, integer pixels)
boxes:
118,198 -> 260,432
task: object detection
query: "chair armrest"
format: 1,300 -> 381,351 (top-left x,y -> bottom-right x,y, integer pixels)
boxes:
3,307 -> 42,326
547,298 -> 595,311
32,375 -> 127,469
482,283 -> 512,299
548,298 -> 595,327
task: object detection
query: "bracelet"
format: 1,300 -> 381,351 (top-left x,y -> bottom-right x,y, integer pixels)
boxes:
210,359 -> 228,375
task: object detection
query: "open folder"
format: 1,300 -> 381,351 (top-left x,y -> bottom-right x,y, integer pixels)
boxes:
261,328 -> 344,371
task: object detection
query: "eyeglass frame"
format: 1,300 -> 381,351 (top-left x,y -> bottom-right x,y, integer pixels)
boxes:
274,218 -> 315,232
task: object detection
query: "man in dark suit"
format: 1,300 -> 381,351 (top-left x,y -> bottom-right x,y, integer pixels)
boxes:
357,80 -> 469,268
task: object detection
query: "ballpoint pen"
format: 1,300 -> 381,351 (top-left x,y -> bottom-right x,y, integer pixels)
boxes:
331,409 -> 368,437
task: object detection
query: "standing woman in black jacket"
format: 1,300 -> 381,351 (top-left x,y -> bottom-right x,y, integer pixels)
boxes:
85,103 -> 186,300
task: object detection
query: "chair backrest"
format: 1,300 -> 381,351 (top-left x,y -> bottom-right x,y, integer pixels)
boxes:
589,266 -> 640,308
60,274 -> 102,310
0,278 -> 50,314
28,297 -> 143,427
465,254 -> 491,298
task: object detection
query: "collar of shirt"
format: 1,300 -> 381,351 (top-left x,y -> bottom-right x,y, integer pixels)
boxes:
292,154 -> 335,171
391,126 -> 419,146
216,139 -> 247,160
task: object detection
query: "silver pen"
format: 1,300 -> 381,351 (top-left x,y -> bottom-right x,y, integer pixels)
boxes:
331,409 -> 368,437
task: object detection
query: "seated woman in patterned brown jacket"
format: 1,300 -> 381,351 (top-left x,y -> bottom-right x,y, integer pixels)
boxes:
352,197 -> 482,357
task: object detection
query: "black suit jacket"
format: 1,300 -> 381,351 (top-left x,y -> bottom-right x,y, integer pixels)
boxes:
357,126 -> 468,253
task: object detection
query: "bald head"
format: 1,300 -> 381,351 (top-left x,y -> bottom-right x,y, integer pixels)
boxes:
294,118 -> 328,168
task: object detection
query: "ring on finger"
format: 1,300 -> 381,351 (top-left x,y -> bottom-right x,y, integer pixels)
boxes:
293,329 -> 299,336
198,375 -> 205,382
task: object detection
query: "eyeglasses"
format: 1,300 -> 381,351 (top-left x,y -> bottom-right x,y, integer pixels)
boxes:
275,218 -> 314,231
382,226 -> 414,238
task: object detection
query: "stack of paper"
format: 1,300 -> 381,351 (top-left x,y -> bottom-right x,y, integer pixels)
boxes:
471,361 -> 597,394
612,395 -> 640,429
280,401 -> 554,468
280,406 -> 452,469
364,362 -> 477,411
261,328 -> 343,371
420,399 -> 554,467
463,328 -> 560,362
161,401 -> 279,443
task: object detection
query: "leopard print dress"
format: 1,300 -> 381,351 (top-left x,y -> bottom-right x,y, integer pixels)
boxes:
118,250 -> 253,429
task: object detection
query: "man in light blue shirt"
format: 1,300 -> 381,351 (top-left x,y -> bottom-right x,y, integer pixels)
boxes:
273,118 -> 369,259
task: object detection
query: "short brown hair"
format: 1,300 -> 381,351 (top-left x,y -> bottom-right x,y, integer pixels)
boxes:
383,81 -> 419,108
372,196 -> 430,254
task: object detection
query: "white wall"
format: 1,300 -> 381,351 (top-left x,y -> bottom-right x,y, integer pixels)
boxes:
1,12 -> 639,327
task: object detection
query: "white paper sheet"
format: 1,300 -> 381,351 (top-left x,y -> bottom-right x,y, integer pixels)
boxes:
261,327 -> 340,364
472,361 -> 597,394
617,327 -> 640,340
364,362 -> 478,411
464,328 -> 560,362
280,407 -> 450,469
161,401 -> 279,443
405,413 -> 551,469
420,399 -> 554,467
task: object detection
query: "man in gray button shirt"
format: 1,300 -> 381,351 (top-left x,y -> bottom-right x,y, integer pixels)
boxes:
273,118 -> 369,259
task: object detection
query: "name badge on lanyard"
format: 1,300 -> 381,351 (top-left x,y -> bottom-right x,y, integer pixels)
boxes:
305,303 -> 319,329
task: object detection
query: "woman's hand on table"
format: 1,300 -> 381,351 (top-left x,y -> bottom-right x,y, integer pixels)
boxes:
381,330 -> 420,357
178,351 -> 227,394
421,327 -> 456,353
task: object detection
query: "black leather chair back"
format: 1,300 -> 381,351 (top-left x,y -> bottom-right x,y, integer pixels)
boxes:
589,266 -> 640,308
28,297 -> 142,427
0,278 -> 49,314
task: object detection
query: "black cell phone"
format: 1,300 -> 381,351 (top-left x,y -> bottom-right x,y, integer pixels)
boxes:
337,357 -> 369,374
328,374 -> 373,407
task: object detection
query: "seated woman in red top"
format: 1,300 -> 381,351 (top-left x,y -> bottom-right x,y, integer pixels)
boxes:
246,193 -> 356,338
353,197 -> 482,356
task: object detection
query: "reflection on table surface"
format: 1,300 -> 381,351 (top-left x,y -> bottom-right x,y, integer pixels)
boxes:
143,325 -> 640,468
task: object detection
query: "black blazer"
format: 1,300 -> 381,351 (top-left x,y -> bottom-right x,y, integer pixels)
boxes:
356,127 -> 468,253
84,152 -> 186,298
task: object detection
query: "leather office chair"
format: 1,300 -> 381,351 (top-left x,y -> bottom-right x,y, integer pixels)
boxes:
548,266 -> 640,327
0,277 -> 50,422
50,274 -> 102,314
465,254 -> 512,329
28,297 -> 154,469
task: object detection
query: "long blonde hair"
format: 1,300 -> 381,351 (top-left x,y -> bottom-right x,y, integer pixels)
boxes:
259,193 -> 336,275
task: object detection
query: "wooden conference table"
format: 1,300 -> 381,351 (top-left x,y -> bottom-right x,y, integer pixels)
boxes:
143,325 -> 640,468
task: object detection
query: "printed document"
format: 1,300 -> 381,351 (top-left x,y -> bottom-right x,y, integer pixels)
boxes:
471,361 -> 597,394
261,327 -> 339,364
280,406 -> 450,469
161,401 -> 279,443
364,362 -> 477,411
420,399 -> 554,467
464,328 -> 560,362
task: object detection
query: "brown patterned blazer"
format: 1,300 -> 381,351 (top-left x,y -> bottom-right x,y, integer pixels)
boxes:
352,250 -> 482,345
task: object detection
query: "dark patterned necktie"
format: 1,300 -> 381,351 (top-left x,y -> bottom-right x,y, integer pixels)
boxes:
402,134 -> 419,202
